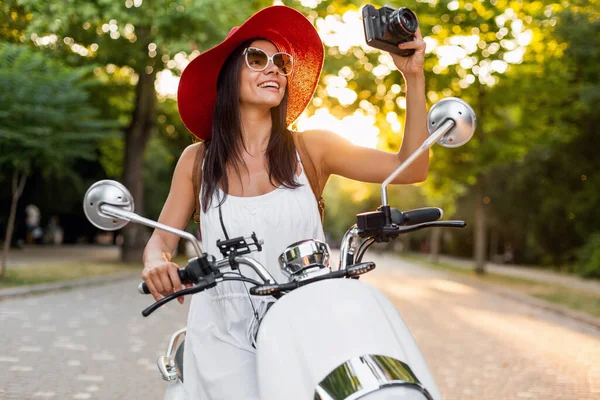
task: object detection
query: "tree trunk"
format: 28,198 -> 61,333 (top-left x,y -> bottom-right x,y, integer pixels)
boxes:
489,228 -> 498,263
428,227 -> 441,263
121,53 -> 157,263
474,181 -> 487,274
1,170 -> 28,279
473,83 -> 487,274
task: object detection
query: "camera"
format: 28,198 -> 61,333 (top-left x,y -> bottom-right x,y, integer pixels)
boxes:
362,4 -> 419,57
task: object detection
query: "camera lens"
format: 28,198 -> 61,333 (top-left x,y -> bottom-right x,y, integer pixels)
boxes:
388,8 -> 418,38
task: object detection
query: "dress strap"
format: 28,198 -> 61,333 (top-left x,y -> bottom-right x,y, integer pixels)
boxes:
192,146 -> 204,225
294,136 -> 325,221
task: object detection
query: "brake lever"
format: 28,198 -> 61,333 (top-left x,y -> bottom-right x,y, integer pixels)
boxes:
141,274 -> 266,317
142,281 -> 215,317
393,220 -> 466,234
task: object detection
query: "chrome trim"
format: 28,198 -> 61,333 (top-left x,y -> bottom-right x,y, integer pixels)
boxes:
157,328 -> 186,382
279,239 -> 331,281
213,256 -> 276,285
314,355 -> 434,400
100,204 -> 204,257
83,180 -> 134,231
382,97 -> 476,206
381,119 -> 453,206
339,225 -> 359,271
426,97 -> 476,149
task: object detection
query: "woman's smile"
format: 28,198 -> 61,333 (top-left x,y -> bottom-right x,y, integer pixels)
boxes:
257,80 -> 281,91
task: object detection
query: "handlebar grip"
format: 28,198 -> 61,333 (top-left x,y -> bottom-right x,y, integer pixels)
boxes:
138,268 -> 192,295
391,207 -> 443,226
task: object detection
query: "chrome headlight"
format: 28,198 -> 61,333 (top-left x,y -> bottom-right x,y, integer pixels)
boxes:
279,239 -> 331,282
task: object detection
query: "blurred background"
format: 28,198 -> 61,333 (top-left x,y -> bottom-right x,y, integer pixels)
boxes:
1,1 -> 600,399
1,0 -> 599,279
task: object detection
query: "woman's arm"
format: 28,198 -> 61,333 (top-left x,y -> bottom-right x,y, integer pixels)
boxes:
302,28 -> 428,187
142,142 -> 203,303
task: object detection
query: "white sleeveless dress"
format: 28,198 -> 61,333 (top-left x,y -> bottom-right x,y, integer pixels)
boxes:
183,153 -> 325,400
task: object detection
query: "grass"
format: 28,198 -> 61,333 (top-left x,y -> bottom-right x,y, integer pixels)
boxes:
0,261 -> 140,289
403,254 -> 600,319
0,253 -> 193,290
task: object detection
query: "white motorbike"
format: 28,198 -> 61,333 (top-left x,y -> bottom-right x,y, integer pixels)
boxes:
83,97 -> 476,400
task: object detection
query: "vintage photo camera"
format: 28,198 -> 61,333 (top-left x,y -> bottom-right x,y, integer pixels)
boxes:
362,4 -> 419,57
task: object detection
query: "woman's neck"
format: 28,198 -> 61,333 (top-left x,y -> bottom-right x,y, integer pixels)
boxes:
239,105 -> 272,156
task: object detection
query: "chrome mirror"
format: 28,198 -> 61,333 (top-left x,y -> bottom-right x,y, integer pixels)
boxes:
381,97 -> 477,206
426,97 -> 476,148
83,180 -> 134,231
82,179 -> 203,256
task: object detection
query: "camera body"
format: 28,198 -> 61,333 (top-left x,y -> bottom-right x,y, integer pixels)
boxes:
362,4 -> 418,57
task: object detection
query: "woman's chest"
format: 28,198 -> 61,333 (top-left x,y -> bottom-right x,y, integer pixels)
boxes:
225,159 -> 277,197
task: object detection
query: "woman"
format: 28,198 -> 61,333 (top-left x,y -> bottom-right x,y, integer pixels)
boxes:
142,5 -> 427,399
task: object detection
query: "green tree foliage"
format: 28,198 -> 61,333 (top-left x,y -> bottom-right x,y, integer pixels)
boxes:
0,0 -> 30,42
5,0 -> 598,276
0,43 -> 116,277
481,0 -> 600,273
293,0 -> 599,275
16,0 -> 273,261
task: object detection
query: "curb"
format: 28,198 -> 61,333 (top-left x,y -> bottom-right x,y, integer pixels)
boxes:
478,281 -> 600,330
0,272 -> 139,301
422,264 -> 600,330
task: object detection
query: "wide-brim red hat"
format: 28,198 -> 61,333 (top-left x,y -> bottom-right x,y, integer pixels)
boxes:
177,5 -> 324,141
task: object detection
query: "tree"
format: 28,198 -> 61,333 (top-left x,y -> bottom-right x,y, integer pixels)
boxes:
289,0 -> 551,270
0,43 -> 116,278
481,0 -> 600,269
18,0 -> 272,261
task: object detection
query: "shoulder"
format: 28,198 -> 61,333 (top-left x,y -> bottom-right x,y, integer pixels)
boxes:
294,129 -> 348,159
295,129 -> 347,146
178,142 -> 205,179
182,141 -> 205,160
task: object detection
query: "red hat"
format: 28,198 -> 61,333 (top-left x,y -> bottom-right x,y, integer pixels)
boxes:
177,5 -> 324,141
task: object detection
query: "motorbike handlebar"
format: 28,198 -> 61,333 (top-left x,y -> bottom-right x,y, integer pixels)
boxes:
249,262 -> 376,296
138,268 -> 192,295
391,207 -> 443,226
138,255 -> 276,296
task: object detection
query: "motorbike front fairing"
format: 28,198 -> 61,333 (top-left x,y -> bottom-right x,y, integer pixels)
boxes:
255,279 -> 442,400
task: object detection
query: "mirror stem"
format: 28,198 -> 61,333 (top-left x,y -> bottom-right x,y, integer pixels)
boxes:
381,119 -> 455,206
100,204 -> 203,256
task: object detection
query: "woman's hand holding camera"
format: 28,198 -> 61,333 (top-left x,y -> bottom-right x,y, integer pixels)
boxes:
391,27 -> 426,77
142,252 -> 187,304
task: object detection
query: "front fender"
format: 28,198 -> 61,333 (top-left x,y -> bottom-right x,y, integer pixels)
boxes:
255,279 -> 441,400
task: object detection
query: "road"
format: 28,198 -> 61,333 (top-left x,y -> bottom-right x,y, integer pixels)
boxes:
1,253 -> 598,399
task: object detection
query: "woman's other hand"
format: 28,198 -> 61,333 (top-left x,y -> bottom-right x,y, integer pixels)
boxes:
391,27 -> 426,77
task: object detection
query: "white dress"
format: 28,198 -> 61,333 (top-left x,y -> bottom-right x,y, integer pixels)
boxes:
183,153 -> 325,399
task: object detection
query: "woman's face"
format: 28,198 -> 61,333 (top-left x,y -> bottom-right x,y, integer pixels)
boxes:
239,40 -> 288,110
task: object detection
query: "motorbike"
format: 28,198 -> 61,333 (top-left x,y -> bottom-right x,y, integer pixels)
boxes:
83,97 -> 476,400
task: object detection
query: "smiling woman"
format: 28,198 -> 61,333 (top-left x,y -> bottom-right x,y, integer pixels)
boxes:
141,5 -> 429,399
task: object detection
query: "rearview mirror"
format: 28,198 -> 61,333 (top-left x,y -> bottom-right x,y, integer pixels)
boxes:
83,180 -> 134,231
381,97 -> 477,206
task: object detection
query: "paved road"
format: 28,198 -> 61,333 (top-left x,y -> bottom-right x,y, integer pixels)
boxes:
1,253 -> 598,399
0,279 -> 189,400
365,253 -> 600,400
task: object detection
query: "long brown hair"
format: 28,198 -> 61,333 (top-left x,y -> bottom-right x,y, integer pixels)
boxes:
201,38 -> 300,211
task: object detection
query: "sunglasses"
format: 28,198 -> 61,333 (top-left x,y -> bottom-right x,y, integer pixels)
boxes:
243,47 -> 294,76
